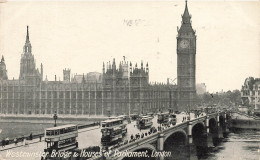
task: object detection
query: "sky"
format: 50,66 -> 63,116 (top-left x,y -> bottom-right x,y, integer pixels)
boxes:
0,1 -> 259,93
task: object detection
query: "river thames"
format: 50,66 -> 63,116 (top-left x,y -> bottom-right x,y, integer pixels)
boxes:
200,129 -> 260,160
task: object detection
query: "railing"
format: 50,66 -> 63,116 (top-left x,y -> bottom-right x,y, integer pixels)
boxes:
232,111 -> 259,119
0,122 -> 100,147
0,133 -> 44,147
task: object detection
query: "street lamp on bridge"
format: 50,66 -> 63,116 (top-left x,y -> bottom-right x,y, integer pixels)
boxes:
53,111 -> 58,127
187,104 -> 191,121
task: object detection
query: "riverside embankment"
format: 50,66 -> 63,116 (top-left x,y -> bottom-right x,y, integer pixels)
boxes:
229,112 -> 260,130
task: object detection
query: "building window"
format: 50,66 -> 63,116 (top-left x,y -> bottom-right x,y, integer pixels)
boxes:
53,92 -> 57,99
59,92 -> 64,98
66,92 -> 70,99
72,92 -> 76,99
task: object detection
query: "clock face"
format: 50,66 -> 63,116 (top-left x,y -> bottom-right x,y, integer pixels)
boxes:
180,40 -> 189,49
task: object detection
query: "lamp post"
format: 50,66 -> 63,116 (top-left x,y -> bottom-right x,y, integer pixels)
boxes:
158,114 -> 163,131
53,111 -> 58,127
188,104 -> 191,121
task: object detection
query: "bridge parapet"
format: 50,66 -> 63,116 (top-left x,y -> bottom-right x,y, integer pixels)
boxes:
117,132 -> 158,152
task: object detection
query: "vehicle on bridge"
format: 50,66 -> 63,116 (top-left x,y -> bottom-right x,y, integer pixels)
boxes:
205,105 -> 217,114
158,112 -> 170,124
101,119 -> 127,146
44,124 -> 78,154
147,112 -> 155,118
130,114 -> 139,120
170,114 -> 177,125
117,115 -> 131,124
137,116 -> 153,129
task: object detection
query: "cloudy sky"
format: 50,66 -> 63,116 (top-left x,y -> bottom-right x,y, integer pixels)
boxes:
0,0 -> 259,92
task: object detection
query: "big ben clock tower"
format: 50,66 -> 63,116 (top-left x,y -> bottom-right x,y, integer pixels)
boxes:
177,0 -> 196,111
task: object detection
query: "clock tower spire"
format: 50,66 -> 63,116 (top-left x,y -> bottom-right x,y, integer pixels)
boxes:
177,0 -> 196,111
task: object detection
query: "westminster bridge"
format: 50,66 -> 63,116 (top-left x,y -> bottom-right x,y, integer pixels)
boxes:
0,111 -> 232,160
92,111 -> 231,160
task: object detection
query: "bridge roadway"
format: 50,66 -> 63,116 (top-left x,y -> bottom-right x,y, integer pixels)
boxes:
92,111 -> 231,160
0,113 -> 194,160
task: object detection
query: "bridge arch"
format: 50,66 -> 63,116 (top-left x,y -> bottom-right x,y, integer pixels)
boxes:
163,130 -> 187,160
209,117 -> 219,146
219,115 -> 225,129
192,121 -> 205,128
192,122 -> 207,158
120,144 -> 156,160
163,129 -> 187,145
209,118 -> 217,134
192,122 -> 206,146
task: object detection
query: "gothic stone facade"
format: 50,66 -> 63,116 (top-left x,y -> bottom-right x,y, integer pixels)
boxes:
0,27 -> 177,115
241,77 -> 260,114
0,2 -> 196,115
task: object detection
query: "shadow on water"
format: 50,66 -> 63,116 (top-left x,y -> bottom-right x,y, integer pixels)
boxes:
164,144 -> 187,160
197,129 -> 260,160
197,141 -> 225,159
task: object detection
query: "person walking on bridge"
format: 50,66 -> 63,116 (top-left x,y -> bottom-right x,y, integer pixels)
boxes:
29,133 -> 33,140
1,139 -> 5,148
14,138 -> 18,146
5,137 -> 9,145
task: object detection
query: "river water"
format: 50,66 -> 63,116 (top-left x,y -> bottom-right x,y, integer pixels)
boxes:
200,129 -> 260,160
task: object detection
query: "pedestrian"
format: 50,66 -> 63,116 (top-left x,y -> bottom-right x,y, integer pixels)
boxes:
29,133 -> 33,140
5,137 -> 9,145
24,137 -> 29,146
39,135 -> 42,142
1,139 -> 5,148
23,136 -> 26,146
130,134 -> 133,140
145,132 -> 147,136
14,138 -> 18,146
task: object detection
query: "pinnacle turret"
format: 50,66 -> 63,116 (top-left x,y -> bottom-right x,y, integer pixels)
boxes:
1,56 -> 4,63
178,0 -> 195,35
23,26 -> 32,53
183,0 -> 191,22
26,26 -> 30,43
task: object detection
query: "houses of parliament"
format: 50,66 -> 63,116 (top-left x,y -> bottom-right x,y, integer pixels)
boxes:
0,1 -> 196,116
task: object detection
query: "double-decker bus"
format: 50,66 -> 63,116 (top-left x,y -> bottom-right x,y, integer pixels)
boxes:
158,112 -> 170,124
101,119 -> 127,146
137,116 -> 153,129
44,124 -> 78,153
